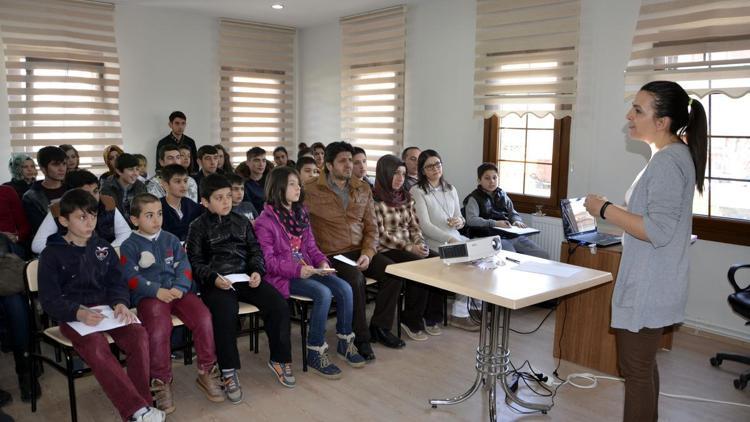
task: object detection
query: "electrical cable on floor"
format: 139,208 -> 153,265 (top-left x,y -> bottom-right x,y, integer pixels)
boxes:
546,372 -> 750,409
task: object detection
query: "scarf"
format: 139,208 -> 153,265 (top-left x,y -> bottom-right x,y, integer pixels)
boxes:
272,204 -> 309,238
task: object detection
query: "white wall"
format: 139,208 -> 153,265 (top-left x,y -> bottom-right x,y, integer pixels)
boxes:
299,23 -> 341,145
115,4 -> 220,167
297,0 -> 750,341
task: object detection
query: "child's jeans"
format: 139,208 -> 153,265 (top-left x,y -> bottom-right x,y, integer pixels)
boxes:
290,274 -> 353,346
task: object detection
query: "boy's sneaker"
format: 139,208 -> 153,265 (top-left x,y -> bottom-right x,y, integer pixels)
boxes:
336,333 -> 366,368
149,379 -> 175,414
424,319 -> 442,336
196,365 -> 225,403
268,361 -> 296,387
306,343 -> 342,379
400,323 -> 429,341
221,370 -> 243,404
129,407 -> 166,422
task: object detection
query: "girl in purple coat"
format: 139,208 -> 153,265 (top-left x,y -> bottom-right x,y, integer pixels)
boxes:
254,166 -> 365,379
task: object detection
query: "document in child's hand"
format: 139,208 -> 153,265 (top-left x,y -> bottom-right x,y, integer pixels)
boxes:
224,273 -> 251,284
492,226 -> 540,236
66,305 -> 141,337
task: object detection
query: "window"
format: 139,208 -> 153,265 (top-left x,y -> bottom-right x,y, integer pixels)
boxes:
1,0 -> 122,174
625,1 -> 750,245
219,20 -> 295,165
340,6 -> 406,172
484,115 -> 570,216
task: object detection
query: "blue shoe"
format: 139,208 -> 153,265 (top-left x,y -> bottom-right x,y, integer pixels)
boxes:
336,333 -> 366,368
307,343 -> 342,379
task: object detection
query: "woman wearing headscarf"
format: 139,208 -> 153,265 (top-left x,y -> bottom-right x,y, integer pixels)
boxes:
4,153 -> 38,198
373,154 -> 444,341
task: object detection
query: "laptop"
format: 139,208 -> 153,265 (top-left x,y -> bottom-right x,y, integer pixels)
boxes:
560,197 -> 621,247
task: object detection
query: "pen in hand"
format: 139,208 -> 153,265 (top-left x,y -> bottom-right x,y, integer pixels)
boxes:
80,305 -> 109,318
218,274 -> 236,291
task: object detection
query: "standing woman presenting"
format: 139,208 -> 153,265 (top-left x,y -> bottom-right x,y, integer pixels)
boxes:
584,81 -> 707,422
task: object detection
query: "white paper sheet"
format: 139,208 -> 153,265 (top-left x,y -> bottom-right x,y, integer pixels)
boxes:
510,261 -> 581,278
66,305 -> 140,336
333,254 -> 359,267
223,273 -> 251,283
493,226 -> 541,236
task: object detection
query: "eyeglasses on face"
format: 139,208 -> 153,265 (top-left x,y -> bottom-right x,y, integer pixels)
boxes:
423,161 -> 442,171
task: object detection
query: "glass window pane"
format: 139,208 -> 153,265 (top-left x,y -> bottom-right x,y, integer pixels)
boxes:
710,94 -> 750,136
499,129 -> 526,161
710,137 -> 750,180
526,129 -> 554,163
498,161 -> 524,194
499,114 -> 525,128
527,114 -> 554,129
693,186 -> 708,216
710,180 -> 750,220
524,163 -> 552,198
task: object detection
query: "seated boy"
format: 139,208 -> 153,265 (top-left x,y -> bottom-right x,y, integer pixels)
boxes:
101,153 -> 147,227
192,145 -> 220,198
120,193 -> 223,413
177,145 -> 199,201
159,164 -> 204,241
226,173 -> 258,222
186,174 -> 293,404
32,170 -> 131,254
147,144 -> 198,203
463,163 -> 549,259
38,189 -> 163,422
295,156 -> 319,184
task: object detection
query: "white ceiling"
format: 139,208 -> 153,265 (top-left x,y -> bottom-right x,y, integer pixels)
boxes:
114,0 -> 409,28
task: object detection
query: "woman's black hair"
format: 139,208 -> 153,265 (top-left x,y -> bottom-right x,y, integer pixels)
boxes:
214,144 -> 235,174
640,81 -> 708,193
265,165 -> 305,210
416,149 -> 451,193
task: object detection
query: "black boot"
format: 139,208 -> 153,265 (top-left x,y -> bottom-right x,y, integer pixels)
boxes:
0,389 -> 11,407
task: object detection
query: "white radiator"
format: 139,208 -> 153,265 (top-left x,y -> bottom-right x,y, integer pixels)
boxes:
524,214 -> 565,262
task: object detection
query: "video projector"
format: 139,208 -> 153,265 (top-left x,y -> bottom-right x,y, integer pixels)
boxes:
438,236 -> 503,265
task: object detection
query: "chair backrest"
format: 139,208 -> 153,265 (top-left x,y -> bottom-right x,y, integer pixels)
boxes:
25,259 -> 40,293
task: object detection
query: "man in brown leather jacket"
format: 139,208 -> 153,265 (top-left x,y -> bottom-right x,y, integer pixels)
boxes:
305,142 -> 406,362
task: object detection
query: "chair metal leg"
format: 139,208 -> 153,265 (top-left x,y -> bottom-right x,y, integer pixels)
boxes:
30,352 -> 37,413
253,315 -> 259,354
65,352 -> 78,422
397,287 -> 404,338
300,302 -> 308,372
443,295 -> 448,326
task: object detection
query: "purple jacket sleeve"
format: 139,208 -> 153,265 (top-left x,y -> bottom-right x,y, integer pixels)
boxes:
254,214 -> 301,280
302,225 -> 329,268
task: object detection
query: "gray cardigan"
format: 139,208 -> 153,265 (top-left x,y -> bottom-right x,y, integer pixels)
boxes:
612,142 -> 695,332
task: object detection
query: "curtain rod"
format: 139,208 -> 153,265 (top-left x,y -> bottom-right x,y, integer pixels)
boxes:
340,4 -> 405,22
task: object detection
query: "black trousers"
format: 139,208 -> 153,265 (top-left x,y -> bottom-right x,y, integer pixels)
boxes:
380,249 -> 444,331
330,250 -> 403,341
202,281 -> 292,369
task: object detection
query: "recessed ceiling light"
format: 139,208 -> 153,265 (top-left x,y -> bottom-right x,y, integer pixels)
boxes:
271,4 -> 284,9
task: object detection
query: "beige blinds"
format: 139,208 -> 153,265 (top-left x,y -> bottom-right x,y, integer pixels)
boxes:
0,0 -> 121,174
219,19 -> 295,165
473,0 -> 580,118
340,6 -> 406,167
625,0 -> 750,99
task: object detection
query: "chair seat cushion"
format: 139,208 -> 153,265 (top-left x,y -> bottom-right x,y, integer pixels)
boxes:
43,326 -> 114,348
728,290 -> 750,321
238,302 -> 259,314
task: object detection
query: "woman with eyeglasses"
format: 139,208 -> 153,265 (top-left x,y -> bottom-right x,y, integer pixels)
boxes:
410,150 -> 478,332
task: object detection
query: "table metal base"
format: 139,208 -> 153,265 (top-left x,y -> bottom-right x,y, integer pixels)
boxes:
429,302 -> 551,421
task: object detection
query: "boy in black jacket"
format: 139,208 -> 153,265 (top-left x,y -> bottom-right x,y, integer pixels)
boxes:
38,189 -> 164,422
186,174 -> 293,405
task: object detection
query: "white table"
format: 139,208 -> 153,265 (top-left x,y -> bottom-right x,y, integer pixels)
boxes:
386,252 -> 612,421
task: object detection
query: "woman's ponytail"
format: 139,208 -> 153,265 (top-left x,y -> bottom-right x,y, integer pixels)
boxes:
681,98 -> 707,194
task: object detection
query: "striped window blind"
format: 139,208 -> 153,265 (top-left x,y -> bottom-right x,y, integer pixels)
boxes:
473,0 -> 580,119
624,0 -> 750,99
219,19 -> 296,166
340,6 -> 406,170
0,0 -> 121,174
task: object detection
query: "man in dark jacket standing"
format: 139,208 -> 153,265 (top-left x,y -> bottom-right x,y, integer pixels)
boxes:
155,111 -> 198,174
